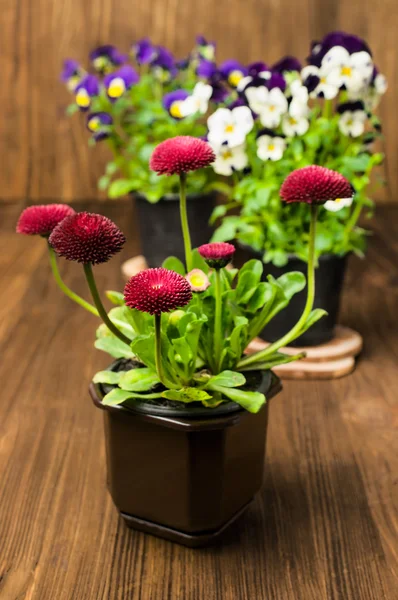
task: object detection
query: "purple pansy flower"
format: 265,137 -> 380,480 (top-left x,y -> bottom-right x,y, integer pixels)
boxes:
210,80 -> 230,103
150,46 -> 177,81
61,59 -> 85,91
196,36 -> 216,61
219,60 -> 248,88
272,56 -> 302,73
132,38 -> 156,64
75,75 -> 100,111
308,31 -> 372,67
103,65 -> 139,100
89,45 -> 127,73
86,112 -> 113,141
247,62 -> 269,77
197,60 -> 217,79
303,73 -> 320,93
163,90 -> 189,119
267,72 -> 287,91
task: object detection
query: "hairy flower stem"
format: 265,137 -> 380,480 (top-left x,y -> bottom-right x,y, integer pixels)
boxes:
83,263 -> 131,345
179,173 -> 193,272
214,268 -> 223,374
48,245 -> 99,316
238,204 -> 318,368
154,314 -> 178,389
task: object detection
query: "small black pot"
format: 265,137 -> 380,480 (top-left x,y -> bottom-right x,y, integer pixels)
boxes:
90,362 -> 282,547
236,247 -> 349,347
134,192 -> 215,267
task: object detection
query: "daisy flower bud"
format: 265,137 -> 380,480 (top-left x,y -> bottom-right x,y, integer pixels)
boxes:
16,204 -> 76,237
49,212 -> 125,264
186,269 -> 211,292
149,136 -> 216,176
124,268 -> 192,315
280,166 -> 354,205
197,242 -> 235,269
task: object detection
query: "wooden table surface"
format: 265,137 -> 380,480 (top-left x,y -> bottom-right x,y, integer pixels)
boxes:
0,201 -> 397,600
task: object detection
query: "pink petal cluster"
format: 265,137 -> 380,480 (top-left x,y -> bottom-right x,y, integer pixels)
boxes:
198,242 -> 235,268
16,204 -> 76,236
280,166 -> 354,205
124,268 -> 193,315
150,136 -> 216,176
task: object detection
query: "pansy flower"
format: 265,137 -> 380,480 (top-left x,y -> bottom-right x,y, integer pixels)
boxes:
61,59 -> 85,92
272,56 -> 302,73
75,75 -> 100,111
321,46 -> 374,93
210,142 -> 248,176
301,65 -> 339,99
196,36 -> 216,62
150,46 -> 177,82
207,106 -> 254,148
282,86 -> 309,137
183,82 -> 213,115
89,45 -> 127,73
337,101 -> 367,137
219,60 -> 248,88
308,32 -> 372,68
324,196 -> 354,213
196,59 -> 217,79
86,112 -> 113,141
256,129 -> 286,162
103,65 -> 139,101
247,62 -> 269,77
163,90 -> 190,119
245,86 -> 288,128
132,38 -> 156,64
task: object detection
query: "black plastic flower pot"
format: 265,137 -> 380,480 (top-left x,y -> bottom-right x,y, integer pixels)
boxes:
236,245 -> 349,347
89,362 -> 282,547
133,192 -> 216,267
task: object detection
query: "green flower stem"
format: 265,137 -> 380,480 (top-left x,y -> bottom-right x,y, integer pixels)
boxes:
154,314 -> 178,389
214,268 -> 223,374
48,245 -> 99,317
238,204 -> 318,368
322,99 -> 333,119
179,173 -> 193,271
343,197 -> 365,238
83,263 -> 131,345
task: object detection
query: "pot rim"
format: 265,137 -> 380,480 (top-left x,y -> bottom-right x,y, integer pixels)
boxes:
89,361 -> 282,430
237,241 -> 350,263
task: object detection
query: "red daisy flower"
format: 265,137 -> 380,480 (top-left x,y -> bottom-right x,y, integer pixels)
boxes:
280,166 -> 354,205
197,242 -> 235,269
124,268 -> 192,315
16,204 -> 76,236
49,212 -> 126,264
149,136 -> 216,176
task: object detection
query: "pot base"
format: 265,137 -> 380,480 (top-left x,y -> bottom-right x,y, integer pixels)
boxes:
121,499 -> 253,548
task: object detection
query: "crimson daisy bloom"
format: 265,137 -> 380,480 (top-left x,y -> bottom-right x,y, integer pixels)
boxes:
280,166 -> 354,205
198,242 -> 235,269
16,204 -> 76,237
124,268 -> 192,315
49,212 -> 125,264
150,136 -> 216,176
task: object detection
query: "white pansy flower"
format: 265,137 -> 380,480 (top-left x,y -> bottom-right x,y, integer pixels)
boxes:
282,113 -> 309,137
338,106 -> 367,137
374,73 -> 388,95
183,82 -> 213,115
245,86 -> 288,128
210,143 -> 248,176
256,133 -> 286,161
321,46 -> 373,92
289,81 -> 310,118
207,106 -> 254,148
324,197 -> 354,212
301,65 -> 339,99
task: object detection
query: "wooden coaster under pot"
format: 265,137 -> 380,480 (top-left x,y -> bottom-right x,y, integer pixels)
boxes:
246,326 -> 363,380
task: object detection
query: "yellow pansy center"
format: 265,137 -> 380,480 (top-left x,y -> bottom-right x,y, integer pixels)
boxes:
221,149 -> 233,160
170,102 -> 184,118
268,105 -> 276,112
228,70 -> 243,87
93,57 -> 108,71
346,118 -> 353,126
268,143 -> 275,151
289,117 -> 297,125
225,124 -> 235,133
88,117 -> 101,132
341,66 -> 352,77
76,89 -> 90,108
108,77 -> 126,99
320,76 -> 327,84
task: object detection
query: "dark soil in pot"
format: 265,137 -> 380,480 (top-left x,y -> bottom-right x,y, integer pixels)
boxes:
134,192 -> 216,267
235,245 -> 349,347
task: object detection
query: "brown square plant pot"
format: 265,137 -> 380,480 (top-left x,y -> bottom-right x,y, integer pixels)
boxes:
89,370 -> 282,547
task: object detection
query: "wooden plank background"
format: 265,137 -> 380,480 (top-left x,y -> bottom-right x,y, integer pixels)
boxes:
1,0 -> 396,204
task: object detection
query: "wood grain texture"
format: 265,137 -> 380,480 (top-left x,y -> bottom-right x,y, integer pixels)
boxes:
0,200 -> 397,599
0,0 -> 395,203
